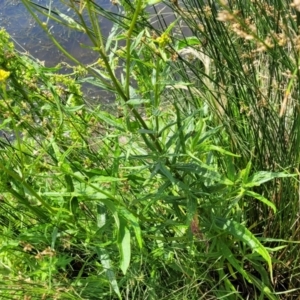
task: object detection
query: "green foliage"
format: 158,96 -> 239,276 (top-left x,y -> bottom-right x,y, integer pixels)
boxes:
0,0 -> 299,298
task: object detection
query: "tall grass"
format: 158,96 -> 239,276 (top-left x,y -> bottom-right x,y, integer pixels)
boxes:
168,0 -> 300,294
0,0 -> 298,298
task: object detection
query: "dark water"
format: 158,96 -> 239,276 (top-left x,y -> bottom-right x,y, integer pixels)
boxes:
0,0 -> 114,64
0,1 -> 180,104
0,1 -> 180,142
0,1 -> 178,64
0,0 -> 115,103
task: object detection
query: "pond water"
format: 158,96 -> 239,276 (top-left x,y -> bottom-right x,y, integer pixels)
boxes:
0,0 -> 180,140
0,0 -> 179,104
0,0 -> 114,64
0,0 -> 115,103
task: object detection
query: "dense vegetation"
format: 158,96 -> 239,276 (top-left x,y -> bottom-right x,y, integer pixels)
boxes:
1,0 -> 300,298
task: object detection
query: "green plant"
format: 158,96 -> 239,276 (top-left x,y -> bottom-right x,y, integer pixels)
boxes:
160,0 -> 300,296
0,0 -> 298,298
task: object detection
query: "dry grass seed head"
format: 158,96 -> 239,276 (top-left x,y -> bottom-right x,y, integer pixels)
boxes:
291,0 -> 300,11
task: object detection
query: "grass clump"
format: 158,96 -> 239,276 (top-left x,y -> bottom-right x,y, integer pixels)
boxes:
0,0 -> 299,298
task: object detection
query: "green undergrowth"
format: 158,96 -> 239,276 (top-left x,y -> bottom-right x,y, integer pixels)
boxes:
0,0 -> 299,298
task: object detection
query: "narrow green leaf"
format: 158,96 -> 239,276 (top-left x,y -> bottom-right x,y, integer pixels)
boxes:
165,18 -> 180,35
245,171 -> 296,187
105,22 -> 119,52
131,30 -> 145,52
245,190 -> 276,213
8,187 -> 49,220
158,162 -> 176,183
176,37 -> 202,50
94,110 -> 125,130
138,129 -> 156,134
224,156 -> 237,182
0,163 -> 54,214
64,104 -> 85,112
56,10 -> 85,32
118,217 -> 131,275
96,248 -> 121,299
120,208 -> 143,249
207,145 -> 240,157
219,241 -> 252,283
248,274 -> 277,300
78,77 -> 115,92
215,218 -> 273,282
89,176 -> 126,183
242,161 -> 252,185
247,255 -> 272,286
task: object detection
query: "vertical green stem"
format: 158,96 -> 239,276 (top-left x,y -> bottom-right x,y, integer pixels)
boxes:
125,0 -> 143,99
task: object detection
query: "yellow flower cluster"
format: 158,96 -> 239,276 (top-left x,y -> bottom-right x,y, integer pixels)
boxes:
156,33 -> 171,48
0,69 -> 10,82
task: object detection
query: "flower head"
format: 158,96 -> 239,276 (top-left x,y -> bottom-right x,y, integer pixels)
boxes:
156,33 -> 171,48
0,69 -> 10,82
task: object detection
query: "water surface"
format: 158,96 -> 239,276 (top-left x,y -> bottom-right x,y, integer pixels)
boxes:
1,0 -> 114,64
1,1 -> 181,104
1,0 -> 115,102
